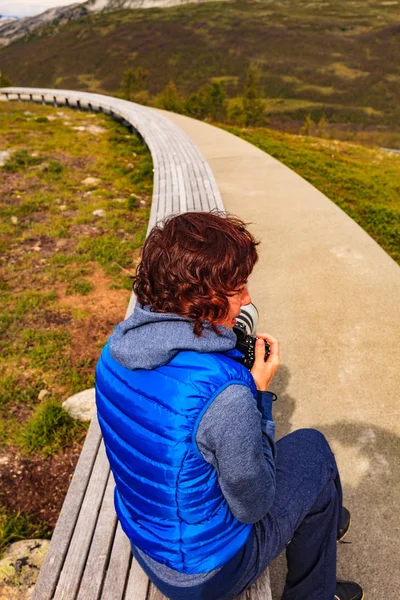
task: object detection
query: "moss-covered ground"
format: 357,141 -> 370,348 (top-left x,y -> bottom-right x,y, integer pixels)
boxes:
0,100 -> 152,551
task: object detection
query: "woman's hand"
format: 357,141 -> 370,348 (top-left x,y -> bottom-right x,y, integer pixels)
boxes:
250,333 -> 280,392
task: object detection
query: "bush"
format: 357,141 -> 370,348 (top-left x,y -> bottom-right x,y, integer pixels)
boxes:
20,399 -> 87,456
243,66 -> 267,127
156,81 -> 184,113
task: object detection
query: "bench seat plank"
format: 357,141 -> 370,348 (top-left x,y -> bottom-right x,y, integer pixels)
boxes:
54,440 -> 111,600
100,523 -> 132,600
32,418 -> 102,600
76,474 -> 118,600
123,558 -> 149,600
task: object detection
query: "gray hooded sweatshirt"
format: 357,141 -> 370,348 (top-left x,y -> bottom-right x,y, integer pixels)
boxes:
109,303 -> 276,587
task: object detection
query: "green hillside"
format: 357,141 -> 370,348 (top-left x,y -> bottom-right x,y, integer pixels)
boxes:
1,0 -> 400,130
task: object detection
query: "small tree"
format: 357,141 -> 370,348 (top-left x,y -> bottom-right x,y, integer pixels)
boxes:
206,81 -> 227,122
242,66 -> 266,127
317,114 -> 328,136
156,81 -> 184,113
121,67 -> 148,102
0,72 -> 12,87
185,87 -> 209,120
227,99 -> 245,126
301,114 -> 315,136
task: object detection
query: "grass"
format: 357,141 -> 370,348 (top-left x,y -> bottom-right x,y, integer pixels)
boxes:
66,278 -> 93,296
224,125 -> 400,264
0,101 -> 153,456
0,508 -> 51,556
20,398 -> 87,456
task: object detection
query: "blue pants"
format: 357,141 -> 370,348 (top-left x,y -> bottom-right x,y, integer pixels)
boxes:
241,428 -> 343,600
135,429 -> 343,600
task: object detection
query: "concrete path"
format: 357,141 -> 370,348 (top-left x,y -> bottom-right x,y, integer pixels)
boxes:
158,110 -> 400,598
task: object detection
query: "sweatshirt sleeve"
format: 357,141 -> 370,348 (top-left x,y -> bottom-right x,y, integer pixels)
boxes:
195,384 -> 276,524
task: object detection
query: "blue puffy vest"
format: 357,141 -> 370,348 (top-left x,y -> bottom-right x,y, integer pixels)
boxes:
95,343 -> 257,574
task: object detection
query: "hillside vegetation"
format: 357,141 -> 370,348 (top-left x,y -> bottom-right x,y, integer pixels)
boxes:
0,101 -> 152,551
1,0 -> 400,134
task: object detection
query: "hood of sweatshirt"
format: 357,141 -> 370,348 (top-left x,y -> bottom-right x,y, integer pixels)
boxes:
109,302 -> 237,371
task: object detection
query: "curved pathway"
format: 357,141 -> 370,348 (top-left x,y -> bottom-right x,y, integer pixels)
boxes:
157,110 -> 400,598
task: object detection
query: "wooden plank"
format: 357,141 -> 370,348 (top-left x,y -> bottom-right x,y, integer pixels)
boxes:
32,419 -> 102,600
247,569 -> 273,600
170,137 -> 200,212
147,583 -> 167,600
76,474 -> 118,600
100,523 -> 132,600
146,568 -> 272,600
123,559 -> 149,600
53,441 -> 111,600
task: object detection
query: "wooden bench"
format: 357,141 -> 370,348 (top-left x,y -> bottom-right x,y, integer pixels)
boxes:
0,87 -> 272,600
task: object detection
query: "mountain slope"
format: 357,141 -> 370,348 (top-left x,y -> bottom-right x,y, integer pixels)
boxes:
0,0 -> 225,47
0,0 -> 399,128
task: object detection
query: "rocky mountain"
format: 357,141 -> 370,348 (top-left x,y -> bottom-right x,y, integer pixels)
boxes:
0,0 -> 221,47
0,3 -> 88,47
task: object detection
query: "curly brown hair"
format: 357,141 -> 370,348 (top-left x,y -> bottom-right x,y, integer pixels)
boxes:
133,211 -> 259,336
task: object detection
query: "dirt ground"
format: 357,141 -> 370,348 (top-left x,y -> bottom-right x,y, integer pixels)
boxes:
0,265 -> 131,527
0,445 -> 82,528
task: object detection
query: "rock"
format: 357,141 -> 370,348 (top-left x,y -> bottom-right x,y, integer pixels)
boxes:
62,388 -> 96,421
10,216 -> 18,225
92,209 -> 106,217
86,125 -> 106,135
55,198 -> 62,204
0,539 -> 49,598
72,126 -> 86,132
38,389 -> 48,401
59,205 -> 67,211
0,150 -> 11,167
82,177 -> 100,186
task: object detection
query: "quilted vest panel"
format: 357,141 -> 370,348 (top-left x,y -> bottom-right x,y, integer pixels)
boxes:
95,343 -> 257,574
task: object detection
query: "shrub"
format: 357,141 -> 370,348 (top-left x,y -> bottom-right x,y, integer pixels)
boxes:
243,66 -> 267,127
20,399 -> 86,456
156,81 -> 184,113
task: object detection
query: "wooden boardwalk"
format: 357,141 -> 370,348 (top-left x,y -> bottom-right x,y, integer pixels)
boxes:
0,87 -> 272,600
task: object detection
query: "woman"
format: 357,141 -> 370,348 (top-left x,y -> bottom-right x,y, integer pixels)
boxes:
95,211 -> 363,600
